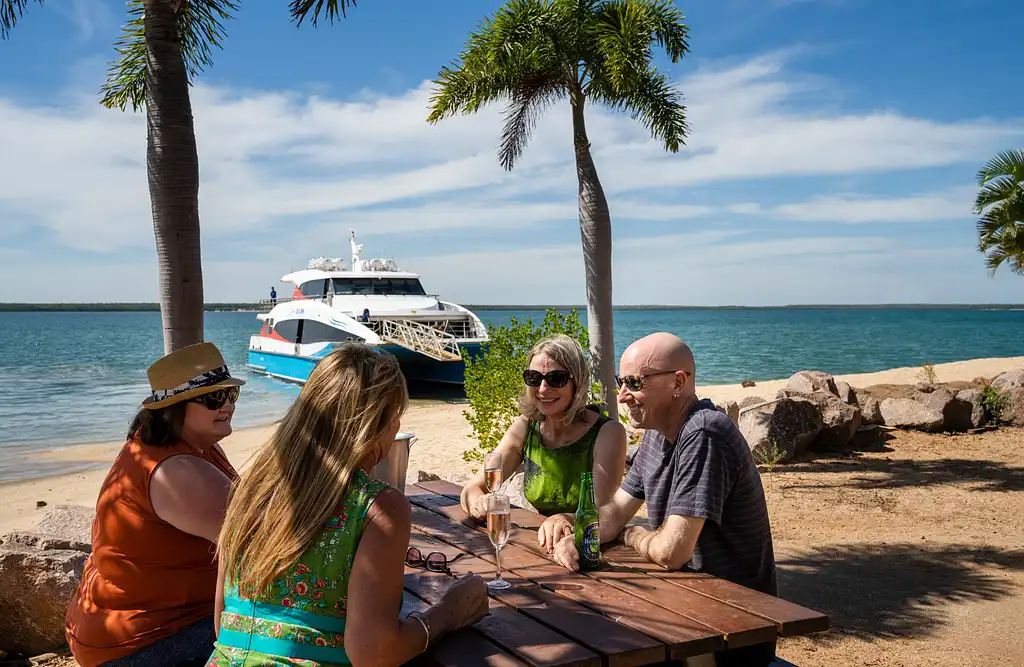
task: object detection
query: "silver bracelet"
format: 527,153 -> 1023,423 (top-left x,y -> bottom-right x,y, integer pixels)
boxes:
409,612 -> 430,653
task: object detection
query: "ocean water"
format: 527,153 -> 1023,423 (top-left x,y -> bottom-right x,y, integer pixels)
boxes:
0,308 -> 1021,481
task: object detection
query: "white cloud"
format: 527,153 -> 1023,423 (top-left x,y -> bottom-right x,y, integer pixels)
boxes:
1,51 -> 1022,303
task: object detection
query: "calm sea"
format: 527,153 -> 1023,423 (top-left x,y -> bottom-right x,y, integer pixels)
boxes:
0,308 -> 1021,481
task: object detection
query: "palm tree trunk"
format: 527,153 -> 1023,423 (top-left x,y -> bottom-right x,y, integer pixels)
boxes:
571,95 -> 618,418
145,0 -> 204,354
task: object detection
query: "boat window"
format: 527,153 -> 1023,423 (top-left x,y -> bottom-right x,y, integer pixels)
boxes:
297,319 -> 364,344
299,279 -> 328,298
273,319 -> 300,342
332,277 -> 426,295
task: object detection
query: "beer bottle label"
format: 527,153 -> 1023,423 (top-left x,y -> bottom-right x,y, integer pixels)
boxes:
582,522 -> 600,563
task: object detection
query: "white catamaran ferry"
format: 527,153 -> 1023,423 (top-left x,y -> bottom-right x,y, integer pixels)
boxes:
247,231 -> 488,384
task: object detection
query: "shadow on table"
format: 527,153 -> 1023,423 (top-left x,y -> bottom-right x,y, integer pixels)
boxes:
776,542 -> 1024,641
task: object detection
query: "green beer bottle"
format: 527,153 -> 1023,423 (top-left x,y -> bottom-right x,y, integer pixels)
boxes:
575,471 -> 601,570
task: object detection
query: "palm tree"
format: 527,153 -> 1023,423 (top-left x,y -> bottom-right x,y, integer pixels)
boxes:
427,0 -> 690,415
974,149 -> 1024,276
2,0 -> 357,353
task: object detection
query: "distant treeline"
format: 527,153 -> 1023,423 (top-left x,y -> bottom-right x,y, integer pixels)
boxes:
3,303 -> 1021,313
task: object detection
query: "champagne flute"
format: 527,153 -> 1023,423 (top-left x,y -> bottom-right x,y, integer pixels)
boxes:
484,451 -> 502,492
485,494 -> 512,590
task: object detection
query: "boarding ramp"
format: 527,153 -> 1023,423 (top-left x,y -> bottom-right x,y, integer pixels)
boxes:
378,318 -> 462,362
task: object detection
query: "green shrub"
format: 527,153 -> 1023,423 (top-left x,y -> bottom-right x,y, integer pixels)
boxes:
918,362 -> 938,384
462,309 -> 592,465
981,385 -> 1010,423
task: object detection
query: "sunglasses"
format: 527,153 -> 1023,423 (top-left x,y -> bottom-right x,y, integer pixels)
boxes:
615,370 -> 687,393
190,387 -> 240,411
523,369 -> 572,388
406,547 -> 464,575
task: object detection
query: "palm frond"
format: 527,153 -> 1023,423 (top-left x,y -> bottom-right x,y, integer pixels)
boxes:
637,0 -> 689,61
976,148 -> 1024,186
101,0 -> 239,111
499,73 -> 566,170
589,67 -> 687,151
289,0 -> 359,27
0,0 -> 41,40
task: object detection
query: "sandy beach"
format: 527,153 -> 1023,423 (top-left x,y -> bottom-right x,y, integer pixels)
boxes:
2,355 -> 1022,537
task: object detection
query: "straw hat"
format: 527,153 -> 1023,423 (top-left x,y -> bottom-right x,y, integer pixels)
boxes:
142,342 -> 246,410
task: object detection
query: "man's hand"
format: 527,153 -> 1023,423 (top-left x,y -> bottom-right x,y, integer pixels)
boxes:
538,514 -> 573,552
552,535 -> 579,571
622,525 -> 647,550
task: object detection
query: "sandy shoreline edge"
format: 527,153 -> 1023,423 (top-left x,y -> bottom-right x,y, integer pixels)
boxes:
2,355 -> 1022,535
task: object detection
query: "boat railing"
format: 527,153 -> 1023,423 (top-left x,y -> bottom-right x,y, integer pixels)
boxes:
378,319 -> 462,362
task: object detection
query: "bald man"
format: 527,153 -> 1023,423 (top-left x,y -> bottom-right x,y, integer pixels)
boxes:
553,333 -> 778,667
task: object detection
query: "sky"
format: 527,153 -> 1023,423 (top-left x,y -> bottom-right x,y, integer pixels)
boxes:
1,0 -> 1022,305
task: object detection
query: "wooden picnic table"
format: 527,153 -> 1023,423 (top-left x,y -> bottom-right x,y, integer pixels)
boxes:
401,480 -> 828,667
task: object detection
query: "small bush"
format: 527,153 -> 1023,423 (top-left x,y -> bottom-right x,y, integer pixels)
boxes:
980,385 -> 1010,423
462,309 -> 594,466
918,362 -> 938,384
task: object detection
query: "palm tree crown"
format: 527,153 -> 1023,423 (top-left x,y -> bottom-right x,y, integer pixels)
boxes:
974,149 -> 1024,276
427,0 -> 689,169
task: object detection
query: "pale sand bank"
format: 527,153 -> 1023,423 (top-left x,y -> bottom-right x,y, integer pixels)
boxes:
2,355 -> 1022,536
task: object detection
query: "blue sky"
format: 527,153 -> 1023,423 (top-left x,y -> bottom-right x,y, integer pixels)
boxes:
1,0 -> 1022,304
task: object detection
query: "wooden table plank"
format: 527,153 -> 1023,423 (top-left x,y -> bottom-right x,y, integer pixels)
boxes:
405,564 -> 601,667
408,504 -> 724,660
402,595 -> 530,667
412,481 -> 827,638
409,484 -> 777,649
409,531 -> 666,667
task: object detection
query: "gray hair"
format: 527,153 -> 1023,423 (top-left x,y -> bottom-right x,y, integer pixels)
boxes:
517,334 -> 592,425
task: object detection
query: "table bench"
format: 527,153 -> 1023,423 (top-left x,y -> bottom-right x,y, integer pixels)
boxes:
402,480 -> 828,666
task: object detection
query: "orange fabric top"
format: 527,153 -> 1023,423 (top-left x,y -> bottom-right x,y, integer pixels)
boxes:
65,438 -> 237,667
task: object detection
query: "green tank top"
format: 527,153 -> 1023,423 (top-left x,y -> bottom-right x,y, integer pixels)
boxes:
208,469 -> 388,667
522,411 -> 609,516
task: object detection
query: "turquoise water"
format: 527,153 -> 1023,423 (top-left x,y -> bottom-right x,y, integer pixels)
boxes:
0,308 -> 1021,481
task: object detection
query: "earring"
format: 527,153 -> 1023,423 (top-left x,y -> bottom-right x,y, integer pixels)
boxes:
673,393 -> 680,399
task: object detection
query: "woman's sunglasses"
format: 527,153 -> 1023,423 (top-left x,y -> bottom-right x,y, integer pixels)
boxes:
406,547 -> 464,575
615,370 -> 686,393
190,387 -> 240,411
523,369 -> 572,388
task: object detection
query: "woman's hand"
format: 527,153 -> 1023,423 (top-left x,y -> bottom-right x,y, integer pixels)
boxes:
537,513 -> 573,552
433,574 -> 489,635
553,535 -> 580,572
467,493 -> 489,521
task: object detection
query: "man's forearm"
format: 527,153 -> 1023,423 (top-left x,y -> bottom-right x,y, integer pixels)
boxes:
623,525 -> 687,570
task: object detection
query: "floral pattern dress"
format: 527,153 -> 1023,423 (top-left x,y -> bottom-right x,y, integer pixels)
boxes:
207,470 -> 389,667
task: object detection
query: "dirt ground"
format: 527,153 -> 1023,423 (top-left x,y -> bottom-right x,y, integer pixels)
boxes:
768,426 -> 1024,667
19,427 -> 1024,667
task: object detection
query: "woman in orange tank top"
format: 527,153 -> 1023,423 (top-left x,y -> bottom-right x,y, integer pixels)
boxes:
66,342 -> 244,667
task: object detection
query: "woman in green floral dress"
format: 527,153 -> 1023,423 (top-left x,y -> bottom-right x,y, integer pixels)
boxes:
208,344 -> 488,667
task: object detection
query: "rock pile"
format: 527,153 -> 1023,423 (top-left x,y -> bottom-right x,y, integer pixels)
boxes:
734,367 -> 1024,463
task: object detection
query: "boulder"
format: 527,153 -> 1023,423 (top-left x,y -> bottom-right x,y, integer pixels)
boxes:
834,380 -> 858,406
955,389 -> 987,429
858,395 -> 884,425
35,506 -> 94,547
0,532 -> 89,656
741,380 -> 756,388
879,398 -> 944,431
785,371 -> 839,397
738,397 -> 823,463
738,396 -> 767,410
497,472 -> 536,512
781,390 -> 861,449
992,368 -> 1024,391
1002,388 -> 1024,427
917,387 -> 974,432
719,400 -> 740,424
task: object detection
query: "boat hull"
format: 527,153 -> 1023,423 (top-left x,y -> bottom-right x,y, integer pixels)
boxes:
248,342 -> 483,386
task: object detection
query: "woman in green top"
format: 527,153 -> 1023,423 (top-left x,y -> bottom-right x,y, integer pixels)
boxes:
460,334 -> 627,553
209,344 -> 488,667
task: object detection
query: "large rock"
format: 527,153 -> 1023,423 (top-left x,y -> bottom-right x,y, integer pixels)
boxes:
0,532 -> 89,655
1002,388 -> 1024,427
991,368 -> 1024,390
35,506 -> 94,547
785,371 -> 839,397
917,387 -> 974,432
834,380 -> 858,406
879,398 -> 944,431
955,389 -> 987,429
738,396 -> 766,410
781,390 -> 861,449
858,395 -> 884,425
718,400 -> 740,424
497,471 -> 536,512
738,397 -> 823,463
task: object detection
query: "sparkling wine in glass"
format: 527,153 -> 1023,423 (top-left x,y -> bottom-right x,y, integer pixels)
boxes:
485,494 -> 512,590
484,452 -> 502,492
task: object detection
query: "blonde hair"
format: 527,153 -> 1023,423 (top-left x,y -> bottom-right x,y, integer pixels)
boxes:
517,334 -> 591,425
218,344 -> 408,598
